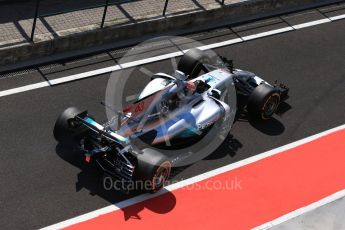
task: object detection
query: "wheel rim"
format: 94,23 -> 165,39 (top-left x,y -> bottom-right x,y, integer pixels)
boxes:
262,94 -> 280,118
152,161 -> 171,191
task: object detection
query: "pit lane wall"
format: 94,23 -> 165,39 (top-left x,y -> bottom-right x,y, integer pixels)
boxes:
0,0 -> 341,71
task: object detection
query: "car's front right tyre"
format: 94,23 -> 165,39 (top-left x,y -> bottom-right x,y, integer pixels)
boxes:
247,84 -> 280,120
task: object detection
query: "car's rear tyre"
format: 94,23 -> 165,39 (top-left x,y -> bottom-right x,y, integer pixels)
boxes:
247,84 -> 280,120
178,48 -> 209,79
53,107 -> 85,143
135,148 -> 172,193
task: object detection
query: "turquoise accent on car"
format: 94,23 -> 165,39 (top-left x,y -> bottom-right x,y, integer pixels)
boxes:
176,127 -> 200,138
206,76 -> 214,82
84,117 -> 129,145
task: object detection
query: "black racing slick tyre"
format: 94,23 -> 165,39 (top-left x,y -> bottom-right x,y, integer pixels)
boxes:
135,148 -> 172,193
53,107 -> 85,143
247,84 -> 280,120
178,48 -> 209,79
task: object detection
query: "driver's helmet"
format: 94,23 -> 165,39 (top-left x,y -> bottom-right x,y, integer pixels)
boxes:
185,80 -> 197,93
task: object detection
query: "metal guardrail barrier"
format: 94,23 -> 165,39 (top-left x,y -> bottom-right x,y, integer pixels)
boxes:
29,0 -> 227,42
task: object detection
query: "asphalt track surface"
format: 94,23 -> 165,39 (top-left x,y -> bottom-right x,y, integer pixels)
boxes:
0,6 -> 345,229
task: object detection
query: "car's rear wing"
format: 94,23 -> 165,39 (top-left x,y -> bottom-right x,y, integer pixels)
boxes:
74,111 -> 130,145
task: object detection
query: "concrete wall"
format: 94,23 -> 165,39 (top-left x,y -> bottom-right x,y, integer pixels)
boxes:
0,0 -> 341,68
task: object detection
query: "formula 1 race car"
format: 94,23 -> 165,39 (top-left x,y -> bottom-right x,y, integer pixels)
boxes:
54,48 -> 289,193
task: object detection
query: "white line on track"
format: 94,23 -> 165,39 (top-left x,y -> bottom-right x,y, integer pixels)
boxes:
1,13 -> 345,99
330,14 -> 345,21
41,124 -> 345,230
197,37 -> 242,50
241,27 -> 294,41
291,18 -> 331,29
0,81 -> 50,97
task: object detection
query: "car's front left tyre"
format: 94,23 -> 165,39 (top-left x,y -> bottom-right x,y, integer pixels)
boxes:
178,48 -> 209,79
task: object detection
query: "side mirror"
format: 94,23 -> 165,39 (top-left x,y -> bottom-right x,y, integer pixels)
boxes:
210,89 -> 221,99
220,56 -> 234,73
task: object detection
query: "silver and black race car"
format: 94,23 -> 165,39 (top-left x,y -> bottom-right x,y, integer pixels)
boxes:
53,48 -> 289,193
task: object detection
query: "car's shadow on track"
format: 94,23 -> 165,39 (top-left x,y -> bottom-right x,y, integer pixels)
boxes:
204,133 -> 242,160
249,117 -> 285,136
236,113 -> 286,136
204,112 -> 287,161
55,143 -> 176,220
